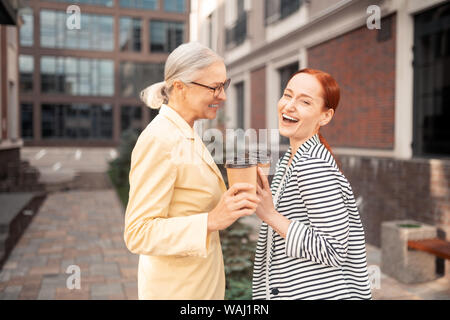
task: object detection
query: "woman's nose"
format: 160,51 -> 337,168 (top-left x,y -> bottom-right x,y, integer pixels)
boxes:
217,88 -> 227,101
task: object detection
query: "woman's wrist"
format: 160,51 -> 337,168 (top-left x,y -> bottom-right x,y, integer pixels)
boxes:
265,209 -> 291,239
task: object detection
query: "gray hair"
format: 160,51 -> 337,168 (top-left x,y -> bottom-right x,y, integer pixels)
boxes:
140,42 -> 224,109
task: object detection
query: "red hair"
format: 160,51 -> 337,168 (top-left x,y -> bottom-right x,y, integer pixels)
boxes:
289,68 -> 340,166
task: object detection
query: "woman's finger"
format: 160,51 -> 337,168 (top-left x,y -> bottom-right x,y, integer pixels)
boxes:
236,208 -> 255,217
232,199 -> 258,211
232,192 -> 259,204
256,184 -> 263,195
228,183 -> 256,195
258,167 -> 270,190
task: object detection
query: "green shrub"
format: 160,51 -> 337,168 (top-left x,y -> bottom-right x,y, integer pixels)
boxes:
108,128 -> 140,208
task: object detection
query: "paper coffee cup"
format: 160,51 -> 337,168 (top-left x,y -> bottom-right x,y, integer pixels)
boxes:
225,157 -> 257,195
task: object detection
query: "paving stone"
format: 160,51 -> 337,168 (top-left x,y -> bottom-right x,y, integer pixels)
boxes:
0,285 -> 22,300
90,283 -> 123,297
89,263 -> 120,278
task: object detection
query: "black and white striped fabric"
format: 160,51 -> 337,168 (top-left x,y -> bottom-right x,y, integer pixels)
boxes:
252,134 -> 372,300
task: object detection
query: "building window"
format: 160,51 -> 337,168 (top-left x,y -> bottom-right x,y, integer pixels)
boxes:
413,2 -> 450,157
19,55 -> 34,93
278,62 -> 299,145
120,0 -> 158,10
120,62 -> 164,98
19,8 -> 33,47
150,20 -> 185,53
235,82 -> 245,129
21,103 -> 34,139
225,1 -> 247,48
41,56 -> 114,96
120,17 -> 142,52
164,0 -> 186,13
121,105 -> 143,133
44,0 -> 114,6
265,0 -> 301,25
41,103 -> 113,139
40,9 -> 114,51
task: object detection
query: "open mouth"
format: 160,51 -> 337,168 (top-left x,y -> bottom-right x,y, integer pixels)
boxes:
208,104 -> 219,108
282,113 -> 299,124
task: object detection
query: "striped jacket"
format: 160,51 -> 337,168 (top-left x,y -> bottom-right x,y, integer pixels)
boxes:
252,134 -> 372,300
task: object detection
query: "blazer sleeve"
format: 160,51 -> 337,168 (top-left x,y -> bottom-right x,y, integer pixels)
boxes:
124,132 -> 210,258
285,157 -> 349,268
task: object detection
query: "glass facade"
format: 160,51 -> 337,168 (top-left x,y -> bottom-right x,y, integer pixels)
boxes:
45,0 -> 114,6
19,8 -> 33,47
121,105 -> 143,133
42,103 -> 113,139
119,0 -> 158,10
21,103 -> 34,139
19,55 -> 34,93
150,20 -> 184,52
164,0 -> 186,12
120,17 -> 142,52
41,56 -> 114,96
120,62 -> 164,98
40,9 -> 114,51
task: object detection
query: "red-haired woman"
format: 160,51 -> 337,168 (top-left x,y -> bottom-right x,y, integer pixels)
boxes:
252,69 -> 372,300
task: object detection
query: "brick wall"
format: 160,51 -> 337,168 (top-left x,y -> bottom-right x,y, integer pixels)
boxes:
308,14 -> 396,149
250,66 -> 266,130
338,155 -> 450,248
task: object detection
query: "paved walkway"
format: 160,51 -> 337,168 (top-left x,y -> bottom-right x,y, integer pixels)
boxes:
0,190 -> 138,300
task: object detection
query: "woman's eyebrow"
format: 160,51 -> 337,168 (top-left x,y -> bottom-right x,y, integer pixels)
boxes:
285,88 -> 313,99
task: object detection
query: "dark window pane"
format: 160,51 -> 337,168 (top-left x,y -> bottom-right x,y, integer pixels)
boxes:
19,55 -> 34,93
41,103 -> 112,139
121,105 -> 143,133
413,2 -> 450,156
21,103 -> 34,139
235,82 -> 245,130
150,21 -> 184,53
120,62 -> 164,98
120,17 -> 142,52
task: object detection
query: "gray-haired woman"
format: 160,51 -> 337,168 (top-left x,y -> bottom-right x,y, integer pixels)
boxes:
123,42 -> 259,300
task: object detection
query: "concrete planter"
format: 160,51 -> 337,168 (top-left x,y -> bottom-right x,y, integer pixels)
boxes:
381,220 -> 439,284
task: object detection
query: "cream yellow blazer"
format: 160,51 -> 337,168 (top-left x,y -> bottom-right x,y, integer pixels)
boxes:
124,104 -> 227,300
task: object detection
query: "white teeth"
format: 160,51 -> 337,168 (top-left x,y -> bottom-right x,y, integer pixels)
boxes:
282,114 -> 299,122
208,104 -> 219,108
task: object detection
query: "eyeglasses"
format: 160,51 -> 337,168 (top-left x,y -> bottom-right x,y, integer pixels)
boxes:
190,78 -> 231,98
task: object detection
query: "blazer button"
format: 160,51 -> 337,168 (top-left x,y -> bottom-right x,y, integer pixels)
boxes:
271,288 -> 279,295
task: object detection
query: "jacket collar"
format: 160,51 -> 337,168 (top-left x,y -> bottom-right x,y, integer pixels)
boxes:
159,104 -> 195,140
159,104 -> 226,191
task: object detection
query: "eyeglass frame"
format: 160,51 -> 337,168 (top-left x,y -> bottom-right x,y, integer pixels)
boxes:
190,78 -> 231,98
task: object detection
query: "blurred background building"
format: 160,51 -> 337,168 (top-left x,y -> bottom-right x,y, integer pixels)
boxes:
17,0 -> 188,147
191,0 -> 450,274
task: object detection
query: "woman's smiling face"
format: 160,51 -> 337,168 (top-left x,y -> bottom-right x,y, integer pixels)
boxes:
278,72 -> 333,143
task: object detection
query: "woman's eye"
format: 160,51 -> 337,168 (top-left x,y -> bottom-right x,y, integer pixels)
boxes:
283,93 -> 292,98
302,100 -> 311,105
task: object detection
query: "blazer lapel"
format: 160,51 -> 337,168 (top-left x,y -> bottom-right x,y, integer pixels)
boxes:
159,105 -> 226,191
192,131 -> 227,191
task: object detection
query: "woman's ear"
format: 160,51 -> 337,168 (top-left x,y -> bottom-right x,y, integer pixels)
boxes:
172,80 -> 187,100
320,108 -> 334,127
